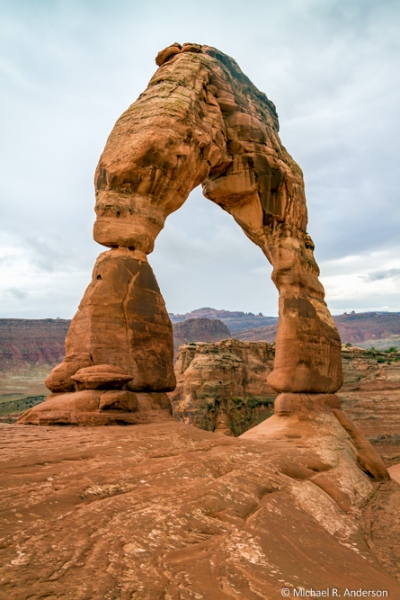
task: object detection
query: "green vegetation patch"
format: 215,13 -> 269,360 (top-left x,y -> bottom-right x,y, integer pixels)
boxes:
227,395 -> 275,436
0,395 -> 46,416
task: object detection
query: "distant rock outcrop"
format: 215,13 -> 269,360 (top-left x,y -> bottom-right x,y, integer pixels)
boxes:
170,308 -> 278,333
173,318 -> 230,355
170,339 -> 276,435
236,311 -> 400,348
171,340 -> 400,465
335,311 -> 400,345
235,323 -> 278,342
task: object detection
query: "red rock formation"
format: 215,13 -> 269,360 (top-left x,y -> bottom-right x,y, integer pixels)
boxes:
172,341 -> 400,468
21,42 -> 342,424
170,339 -> 275,435
340,345 -> 400,466
93,41 -> 342,399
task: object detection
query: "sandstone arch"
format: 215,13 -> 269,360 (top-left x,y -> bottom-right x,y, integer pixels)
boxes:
19,43 -> 343,425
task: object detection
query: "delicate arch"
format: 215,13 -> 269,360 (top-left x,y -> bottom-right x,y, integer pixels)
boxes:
19,43 -> 342,425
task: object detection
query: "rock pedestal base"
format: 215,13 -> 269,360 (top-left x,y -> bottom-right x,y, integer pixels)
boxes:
241,392 -> 389,483
17,391 -> 172,426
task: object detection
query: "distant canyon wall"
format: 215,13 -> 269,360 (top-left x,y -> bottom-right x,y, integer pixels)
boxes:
0,319 -> 70,371
2,311 -> 400,371
0,317 -> 229,371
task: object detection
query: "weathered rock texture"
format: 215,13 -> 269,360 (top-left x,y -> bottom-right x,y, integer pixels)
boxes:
1,422 -> 399,598
19,42 -> 343,425
97,42 -> 343,395
170,339 -> 276,435
172,341 -> 400,466
19,249 -> 175,425
46,249 -> 175,394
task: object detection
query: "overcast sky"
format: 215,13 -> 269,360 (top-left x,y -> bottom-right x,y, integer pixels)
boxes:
1,0 -> 399,318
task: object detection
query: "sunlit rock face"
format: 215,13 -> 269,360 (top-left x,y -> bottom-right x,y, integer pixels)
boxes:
20,42 -> 342,425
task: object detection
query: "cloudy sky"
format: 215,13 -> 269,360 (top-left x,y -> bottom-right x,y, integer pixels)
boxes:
1,0 -> 399,318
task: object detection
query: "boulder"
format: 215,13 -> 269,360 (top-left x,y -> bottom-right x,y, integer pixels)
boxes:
71,365 -> 134,391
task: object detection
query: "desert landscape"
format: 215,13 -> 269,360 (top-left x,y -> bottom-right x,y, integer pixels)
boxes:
2,313 -> 400,468
1,22 -> 400,600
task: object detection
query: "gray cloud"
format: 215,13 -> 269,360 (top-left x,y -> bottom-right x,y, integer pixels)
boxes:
0,0 -> 399,317
4,287 -> 28,301
367,268 -> 400,282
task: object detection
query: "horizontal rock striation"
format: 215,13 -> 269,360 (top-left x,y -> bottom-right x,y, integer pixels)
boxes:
0,319 -> 69,371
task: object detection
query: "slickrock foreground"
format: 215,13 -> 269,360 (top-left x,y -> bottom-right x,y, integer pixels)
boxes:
1,421 -> 400,599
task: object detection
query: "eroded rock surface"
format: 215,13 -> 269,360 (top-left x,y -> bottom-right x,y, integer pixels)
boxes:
1,422 -> 399,599
93,42 -> 341,394
20,249 -> 175,424
23,42 -> 343,424
46,249 -> 175,395
340,345 -> 400,466
170,339 -> 276,435
171,341 -> 400,465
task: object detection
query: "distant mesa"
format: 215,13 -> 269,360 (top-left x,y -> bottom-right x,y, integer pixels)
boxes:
169,307 -> 278,333
173,317 -> 231,357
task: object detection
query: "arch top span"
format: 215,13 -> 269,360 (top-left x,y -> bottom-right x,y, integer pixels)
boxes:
93,42 -> 297,257
19,43 -> 343,426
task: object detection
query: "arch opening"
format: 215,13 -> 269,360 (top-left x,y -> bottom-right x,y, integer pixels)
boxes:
19,43 -> 343,425
151,187 -> 278,317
